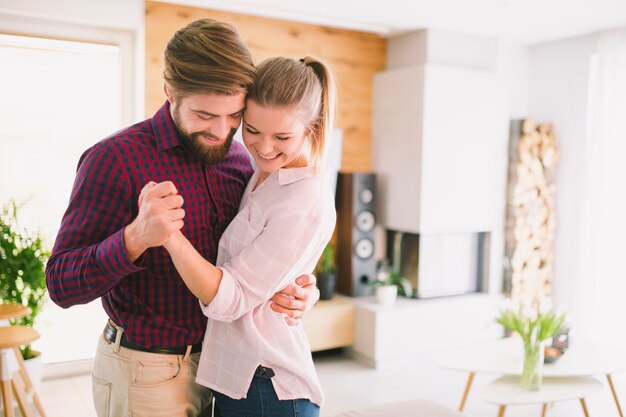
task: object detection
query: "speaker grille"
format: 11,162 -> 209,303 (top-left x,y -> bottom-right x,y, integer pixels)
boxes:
336,173 -> 377,296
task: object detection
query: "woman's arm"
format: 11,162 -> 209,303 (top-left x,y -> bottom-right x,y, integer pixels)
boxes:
200,192 -> 334,323
163,230 -> 222,305
158,178 -> 334,322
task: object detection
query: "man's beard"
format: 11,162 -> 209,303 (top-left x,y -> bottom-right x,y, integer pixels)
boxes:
172,106 -> 236,166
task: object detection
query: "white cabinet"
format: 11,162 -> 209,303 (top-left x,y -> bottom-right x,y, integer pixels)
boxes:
349,294 -> 504,369
372,62 -> 507,234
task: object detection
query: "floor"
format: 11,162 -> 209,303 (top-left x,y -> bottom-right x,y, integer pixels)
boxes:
22,350 -> 626,417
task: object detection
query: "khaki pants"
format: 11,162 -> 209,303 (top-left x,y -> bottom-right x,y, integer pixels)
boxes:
92,330 -> 212,417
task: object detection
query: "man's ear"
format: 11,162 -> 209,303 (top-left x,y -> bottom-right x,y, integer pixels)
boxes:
164,84 -> 174,105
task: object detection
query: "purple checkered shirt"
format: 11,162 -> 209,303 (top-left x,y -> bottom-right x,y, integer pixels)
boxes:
46,101 -> 253,348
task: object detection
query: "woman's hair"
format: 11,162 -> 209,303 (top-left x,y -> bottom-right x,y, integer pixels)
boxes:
163,19 -> 256,97
247,56 -> 337,167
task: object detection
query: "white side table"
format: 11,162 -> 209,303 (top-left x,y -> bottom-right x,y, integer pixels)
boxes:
435,337 -> 626,416
481,375 -> 604,417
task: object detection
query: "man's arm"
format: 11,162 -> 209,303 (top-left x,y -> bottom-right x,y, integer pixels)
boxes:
46,146 -> 183,308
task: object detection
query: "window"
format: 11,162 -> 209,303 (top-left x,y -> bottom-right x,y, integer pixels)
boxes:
0,34 -> 124,363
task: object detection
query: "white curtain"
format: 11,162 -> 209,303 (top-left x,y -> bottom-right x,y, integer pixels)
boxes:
576,29 -> 626,345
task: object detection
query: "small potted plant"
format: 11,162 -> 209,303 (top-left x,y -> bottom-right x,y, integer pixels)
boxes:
315,243 -> 337,300
371,259 -> 412,306
0,200 -> 49,387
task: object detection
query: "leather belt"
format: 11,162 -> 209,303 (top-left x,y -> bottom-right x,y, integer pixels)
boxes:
254,365 -> 275,379
103,320 -> 201,355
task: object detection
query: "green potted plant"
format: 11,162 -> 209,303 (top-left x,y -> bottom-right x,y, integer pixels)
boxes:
0,200 -> 49,363
314,243 -> 337,300
370,259 -> 413,306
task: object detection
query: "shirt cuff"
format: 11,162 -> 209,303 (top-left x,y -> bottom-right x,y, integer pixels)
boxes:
200,267 -> 237,320
95,228 -> 145,278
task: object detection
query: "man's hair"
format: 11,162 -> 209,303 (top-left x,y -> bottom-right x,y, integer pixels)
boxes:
163,19 -> 256,97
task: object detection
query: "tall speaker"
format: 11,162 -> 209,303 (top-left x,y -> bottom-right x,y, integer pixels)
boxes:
336,172 -> 377,296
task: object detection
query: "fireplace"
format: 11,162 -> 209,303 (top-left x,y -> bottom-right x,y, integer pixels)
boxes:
385,229 -> 490,298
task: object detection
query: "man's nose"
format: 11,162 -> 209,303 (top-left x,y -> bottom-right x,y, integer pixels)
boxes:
212,117 -> 230,140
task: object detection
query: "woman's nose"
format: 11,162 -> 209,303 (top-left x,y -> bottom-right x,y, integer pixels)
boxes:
257,137 -> 274,154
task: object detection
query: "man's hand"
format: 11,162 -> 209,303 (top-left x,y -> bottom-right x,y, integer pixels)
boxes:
124,181 -> 185,262
270,274 -> 320,326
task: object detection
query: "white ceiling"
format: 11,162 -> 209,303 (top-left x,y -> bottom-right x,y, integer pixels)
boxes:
161,0 -> 626,45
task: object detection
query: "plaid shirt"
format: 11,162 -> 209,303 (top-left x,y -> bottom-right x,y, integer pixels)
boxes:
46,101 -> 253,348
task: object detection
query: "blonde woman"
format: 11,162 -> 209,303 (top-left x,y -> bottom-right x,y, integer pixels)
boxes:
143,56 -> 337,417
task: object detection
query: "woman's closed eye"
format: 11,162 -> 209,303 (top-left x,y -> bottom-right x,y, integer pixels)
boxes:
245,127 -> 259,135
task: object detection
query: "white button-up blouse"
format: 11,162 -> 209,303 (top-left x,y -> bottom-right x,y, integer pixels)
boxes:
196,166 -> 336,406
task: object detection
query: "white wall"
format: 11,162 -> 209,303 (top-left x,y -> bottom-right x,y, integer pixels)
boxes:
492,42 -> 530,295
528,34 -> 599,322
498,42 -> 530,119
0,0 -> 143,31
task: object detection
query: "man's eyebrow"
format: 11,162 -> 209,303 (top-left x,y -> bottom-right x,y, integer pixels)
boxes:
192,107 -> 245,117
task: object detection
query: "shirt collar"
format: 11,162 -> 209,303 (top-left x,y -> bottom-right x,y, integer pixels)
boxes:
151,101 -> 184,152
277,166 -> 319,185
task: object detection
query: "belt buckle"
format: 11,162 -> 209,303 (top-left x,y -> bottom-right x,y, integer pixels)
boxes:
103,321 -> 118,345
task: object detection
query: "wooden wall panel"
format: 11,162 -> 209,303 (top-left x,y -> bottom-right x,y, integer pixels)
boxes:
145,1 -> 386,172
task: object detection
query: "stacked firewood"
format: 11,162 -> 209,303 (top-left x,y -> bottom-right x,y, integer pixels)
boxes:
508,119 -> 559,309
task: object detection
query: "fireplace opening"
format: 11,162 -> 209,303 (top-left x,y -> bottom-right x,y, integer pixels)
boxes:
384,230 -> 490,298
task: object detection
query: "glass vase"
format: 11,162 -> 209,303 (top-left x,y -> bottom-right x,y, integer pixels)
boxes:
520,339 -> 544,390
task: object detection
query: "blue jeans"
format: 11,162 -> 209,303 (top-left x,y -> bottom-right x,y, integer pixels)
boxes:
212,376 -> 320,417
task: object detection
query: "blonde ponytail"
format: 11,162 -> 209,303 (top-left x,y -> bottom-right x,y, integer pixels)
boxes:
301,56 -> 337,167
